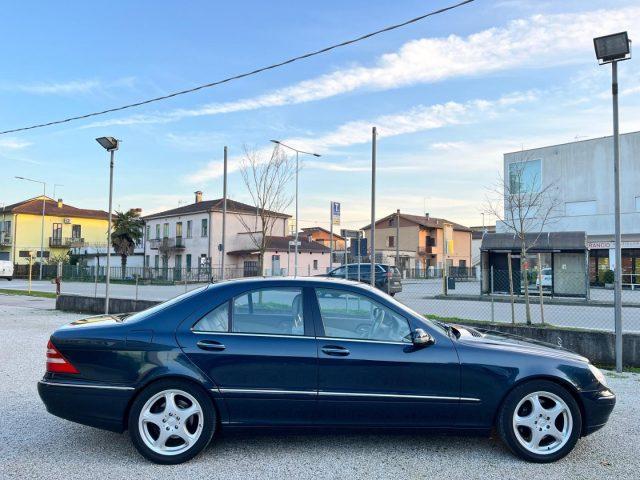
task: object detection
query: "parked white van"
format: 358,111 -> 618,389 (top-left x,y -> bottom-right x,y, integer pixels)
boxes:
0,260 -> 13,280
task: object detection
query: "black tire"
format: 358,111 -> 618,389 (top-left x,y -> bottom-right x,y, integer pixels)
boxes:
497,380 -> 582,463
128,379 -> 216,464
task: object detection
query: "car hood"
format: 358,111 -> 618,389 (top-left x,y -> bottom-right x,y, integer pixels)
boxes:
452,324 -> 588,363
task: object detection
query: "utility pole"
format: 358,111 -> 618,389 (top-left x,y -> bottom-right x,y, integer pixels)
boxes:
221,146 -> 228,280
329,201 -> 334,272
612,60 -> 623,372
370,127 -> 377,287
395,209 -> 400,273
105,149 -> 114,314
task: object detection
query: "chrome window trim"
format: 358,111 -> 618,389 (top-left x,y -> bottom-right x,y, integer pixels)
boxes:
317,336 -> 410,346
191,331 -> 314,340
39,380 -> 134,391
213,387 -> 479,402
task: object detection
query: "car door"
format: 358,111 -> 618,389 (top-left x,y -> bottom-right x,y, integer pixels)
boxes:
176,285 -> 318,426
313,286 -> 461,427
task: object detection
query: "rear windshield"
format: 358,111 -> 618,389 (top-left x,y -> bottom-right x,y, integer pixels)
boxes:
124,286 -> 207,323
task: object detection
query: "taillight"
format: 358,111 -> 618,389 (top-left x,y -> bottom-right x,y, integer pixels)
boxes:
46,339 -> 79,374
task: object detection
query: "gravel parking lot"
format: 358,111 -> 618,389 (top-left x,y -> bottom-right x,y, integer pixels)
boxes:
2,293 -> 638,479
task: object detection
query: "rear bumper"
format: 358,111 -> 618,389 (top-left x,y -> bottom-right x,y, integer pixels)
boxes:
579,387 -> 616,436
38,379 -> 135,433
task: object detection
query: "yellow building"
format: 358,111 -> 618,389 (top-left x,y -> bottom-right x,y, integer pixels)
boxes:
0,196 -> 109,264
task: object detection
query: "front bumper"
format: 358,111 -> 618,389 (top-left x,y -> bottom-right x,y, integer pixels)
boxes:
579,387 -> 616,436
38,379 -> 135,433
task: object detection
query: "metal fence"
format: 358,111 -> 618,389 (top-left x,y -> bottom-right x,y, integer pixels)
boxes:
9,261 -> 640,334
393,267 -> 640,333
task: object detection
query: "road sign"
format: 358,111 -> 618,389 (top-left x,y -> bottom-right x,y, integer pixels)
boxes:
341,229 -> 359,239
288,240 -> 301,247
331,201 -> 340,225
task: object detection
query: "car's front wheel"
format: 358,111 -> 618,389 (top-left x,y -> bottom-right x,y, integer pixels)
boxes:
128,379 -> 216,464
497,380 -> 582,463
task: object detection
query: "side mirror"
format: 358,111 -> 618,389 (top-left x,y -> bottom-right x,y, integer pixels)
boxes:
412,328 -> 435,347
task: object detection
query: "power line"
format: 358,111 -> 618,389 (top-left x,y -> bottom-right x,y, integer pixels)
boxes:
0,0 -> 474,136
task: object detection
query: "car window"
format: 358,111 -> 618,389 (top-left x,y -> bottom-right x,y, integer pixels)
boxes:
193,301 -> 229,332
331,267 -> 346,277
315,288 -> 411,343
232,288 -> 304,336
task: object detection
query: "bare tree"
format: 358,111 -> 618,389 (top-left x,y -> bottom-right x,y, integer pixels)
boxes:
485,153 -> 561,324
238,144 -> 295,274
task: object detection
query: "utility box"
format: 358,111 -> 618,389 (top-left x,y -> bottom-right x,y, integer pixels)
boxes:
447,277 -> 456,290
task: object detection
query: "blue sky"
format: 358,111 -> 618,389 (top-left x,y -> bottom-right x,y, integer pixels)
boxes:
1,0 -> 639,230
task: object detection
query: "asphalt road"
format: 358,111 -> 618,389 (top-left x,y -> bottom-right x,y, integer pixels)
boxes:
3,278 -> 639,332
1,297 -> 638,479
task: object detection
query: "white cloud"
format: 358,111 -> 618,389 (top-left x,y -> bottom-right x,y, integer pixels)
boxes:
10,77 -> 137,95
0,138 -> 31,150
83,6 -> 638,128
184,90 -> 538,184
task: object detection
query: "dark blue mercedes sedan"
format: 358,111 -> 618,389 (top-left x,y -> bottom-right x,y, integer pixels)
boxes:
39,277 -> 615,464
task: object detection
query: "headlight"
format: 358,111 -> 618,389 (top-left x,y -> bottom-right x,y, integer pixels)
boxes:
589,364 -> 608,387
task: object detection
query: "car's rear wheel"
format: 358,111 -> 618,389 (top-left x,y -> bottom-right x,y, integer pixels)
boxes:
128,379 -> 216,464
497,380 -> 582,463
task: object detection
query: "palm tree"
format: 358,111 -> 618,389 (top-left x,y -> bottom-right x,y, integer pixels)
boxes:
111,209 -> 144,273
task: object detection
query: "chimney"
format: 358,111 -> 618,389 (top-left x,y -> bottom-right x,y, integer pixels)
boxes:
57,198 -> 63,209
194,191 -> 203,203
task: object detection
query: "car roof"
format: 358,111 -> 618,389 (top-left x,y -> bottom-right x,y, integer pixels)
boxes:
211,275 -> 379,291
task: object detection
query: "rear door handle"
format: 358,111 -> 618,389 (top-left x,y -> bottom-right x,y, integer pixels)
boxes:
321,345 -> 350,356
197,340 -> 226,351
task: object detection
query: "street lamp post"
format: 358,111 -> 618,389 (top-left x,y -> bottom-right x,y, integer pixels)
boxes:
96,137 -> 120,314
15,176 -> 46,280
594,31 -> 631,373
270,140 -> 321,277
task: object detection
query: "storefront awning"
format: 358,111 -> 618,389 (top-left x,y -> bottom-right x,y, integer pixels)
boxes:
481,231 -> 586,252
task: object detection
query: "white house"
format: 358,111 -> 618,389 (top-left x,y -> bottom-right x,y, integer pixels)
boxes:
143,191 -> 330,278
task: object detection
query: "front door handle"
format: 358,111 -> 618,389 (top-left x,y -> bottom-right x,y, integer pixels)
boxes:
197,340 -> 226,351
322,345 -> 350,356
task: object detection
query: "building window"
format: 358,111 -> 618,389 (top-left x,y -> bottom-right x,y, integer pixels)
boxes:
186,254 -> 192,272
201,219 -> 208,237
313,259 -> 318,270
388,236 -> 395,247
154,255 -> 159,269
176,222 -> 183,238
155,224 -> 160,240
186,220 -> 192,238
163,223 -> 170,238
145,225 -> 150,241
509,159 -> 541,194
71,225 -> 81,239
145,255 -> 150,267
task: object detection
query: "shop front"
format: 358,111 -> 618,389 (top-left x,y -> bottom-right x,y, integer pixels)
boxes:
587,240 -> 640,287
481,232 -> 588,298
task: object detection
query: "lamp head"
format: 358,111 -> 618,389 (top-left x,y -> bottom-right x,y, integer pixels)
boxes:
96,137 -> 119,151
594,32 -> 631,64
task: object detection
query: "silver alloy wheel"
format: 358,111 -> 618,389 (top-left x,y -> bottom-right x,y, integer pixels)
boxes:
138,389 -> 204,456
512,390 -> 573,455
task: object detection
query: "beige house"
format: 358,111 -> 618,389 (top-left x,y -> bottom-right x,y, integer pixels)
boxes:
362,212 -> 472,273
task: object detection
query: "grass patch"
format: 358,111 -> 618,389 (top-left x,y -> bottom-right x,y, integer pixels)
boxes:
0,289 -> 57,299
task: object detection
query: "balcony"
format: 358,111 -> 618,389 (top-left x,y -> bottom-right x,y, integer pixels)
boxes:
0,233 -> 11,246
418,246 -> 433,255
49,237 -> 85,248
149,237 -> 185,252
